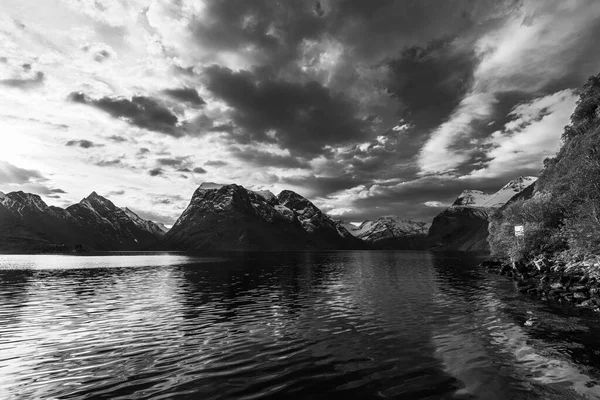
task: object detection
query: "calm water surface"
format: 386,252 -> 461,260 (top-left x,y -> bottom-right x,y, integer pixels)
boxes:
1,251 -> 600,399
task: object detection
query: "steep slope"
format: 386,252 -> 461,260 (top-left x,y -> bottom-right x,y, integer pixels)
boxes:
66,192 -> 166,250
428,177 -> 537,252
0,191 -> 165,252
427,207 -> 492,252
122,207 -> 169,235
340,216 -> 430,249
162,183 -> 362,251
0,191 -> 78,252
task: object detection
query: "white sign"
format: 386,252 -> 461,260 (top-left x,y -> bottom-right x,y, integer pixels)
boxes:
514,225 -> 524,237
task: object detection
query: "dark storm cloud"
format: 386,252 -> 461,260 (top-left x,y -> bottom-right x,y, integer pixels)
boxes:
0,161 -> 45,184
148,168 -> 163,176
68,92 -> 180,135
177,167 -> 191,173
157,157 -> 189,167
282,174 -> 371,197
229,146 -> 311,169
208,124 -> 236,133
386,37 -> 477,129
163,87 -> 205,106
204,160 -> 228,167
331,173 -> 528,221
189,1 -> 328,68
192,167 -> 207,174
107,135 -> 127,142
203,65 -> 370,157
50,188 -> 66,194
65,139 -> 103,148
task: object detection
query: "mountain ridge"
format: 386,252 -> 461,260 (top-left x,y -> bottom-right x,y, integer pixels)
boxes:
0,190 -> 165,252
338,215 -> 430,249
162,183 -> 363,251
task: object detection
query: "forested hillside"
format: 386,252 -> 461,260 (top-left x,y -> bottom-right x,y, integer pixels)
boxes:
488,73 -> 600,262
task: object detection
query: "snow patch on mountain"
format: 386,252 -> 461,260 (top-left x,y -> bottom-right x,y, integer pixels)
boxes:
452,176 -> 537,208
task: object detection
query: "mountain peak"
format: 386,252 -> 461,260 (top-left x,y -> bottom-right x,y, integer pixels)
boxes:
198,182 -> 227,190
86,191 -> 102,200
450,176 -> 537,209
501,176 -> 537,192
452,190 -> 489,206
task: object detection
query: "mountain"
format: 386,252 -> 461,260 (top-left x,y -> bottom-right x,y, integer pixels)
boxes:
452,176 -> 537,207
339,216 -> 430,249
161,183 -> 363,250
427,176 -> 537,252
122,207 -> 169,235
0,191 -> 165,252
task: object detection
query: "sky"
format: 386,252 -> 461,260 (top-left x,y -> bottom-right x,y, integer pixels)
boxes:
1,0 -> 600,225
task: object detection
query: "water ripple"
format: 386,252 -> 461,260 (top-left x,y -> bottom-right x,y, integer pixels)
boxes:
1,251 -> 600,399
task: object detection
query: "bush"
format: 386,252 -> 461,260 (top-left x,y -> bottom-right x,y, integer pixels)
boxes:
488,192 -> 566,261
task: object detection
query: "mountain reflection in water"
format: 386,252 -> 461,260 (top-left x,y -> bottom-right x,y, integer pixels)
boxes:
0,251 -> 600,399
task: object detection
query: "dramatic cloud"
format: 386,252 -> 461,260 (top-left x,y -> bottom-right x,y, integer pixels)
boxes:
69,92 -> 180,136
203,65 -> 371,157
149,168 -> 163,176
466,89 -> 578,179
95,159 -> 122,167
387,38 -> 477,130
107,135 -> 127,143
0,161 -> 45,184
229,146 -> 311,169
204,160 -> 228,167
4,0 -> 600,221
157,157 -> 189,167
417,1 -> 600,176
163,88 -> 205,106
66,140 -> 103,149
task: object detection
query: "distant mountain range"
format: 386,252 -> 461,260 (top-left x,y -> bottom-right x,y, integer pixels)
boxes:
337,216 -> 430,249
0,191 -> 166,252
0,176 -> 537,253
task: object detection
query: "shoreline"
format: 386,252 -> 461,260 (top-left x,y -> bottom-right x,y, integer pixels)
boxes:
480,256 -> 600,311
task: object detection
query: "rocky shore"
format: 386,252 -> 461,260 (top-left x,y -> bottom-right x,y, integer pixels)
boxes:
480,255 -> 600,311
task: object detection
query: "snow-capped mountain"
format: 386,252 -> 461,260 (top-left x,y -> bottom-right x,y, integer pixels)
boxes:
428,176 -> 537,251
163,183 -> 363,251
452,176 -> 538,208
0,190 -> 165,252
339,216 -> 430,249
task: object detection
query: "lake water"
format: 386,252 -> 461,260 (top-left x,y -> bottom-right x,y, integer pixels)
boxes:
1,251 -> 600,399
